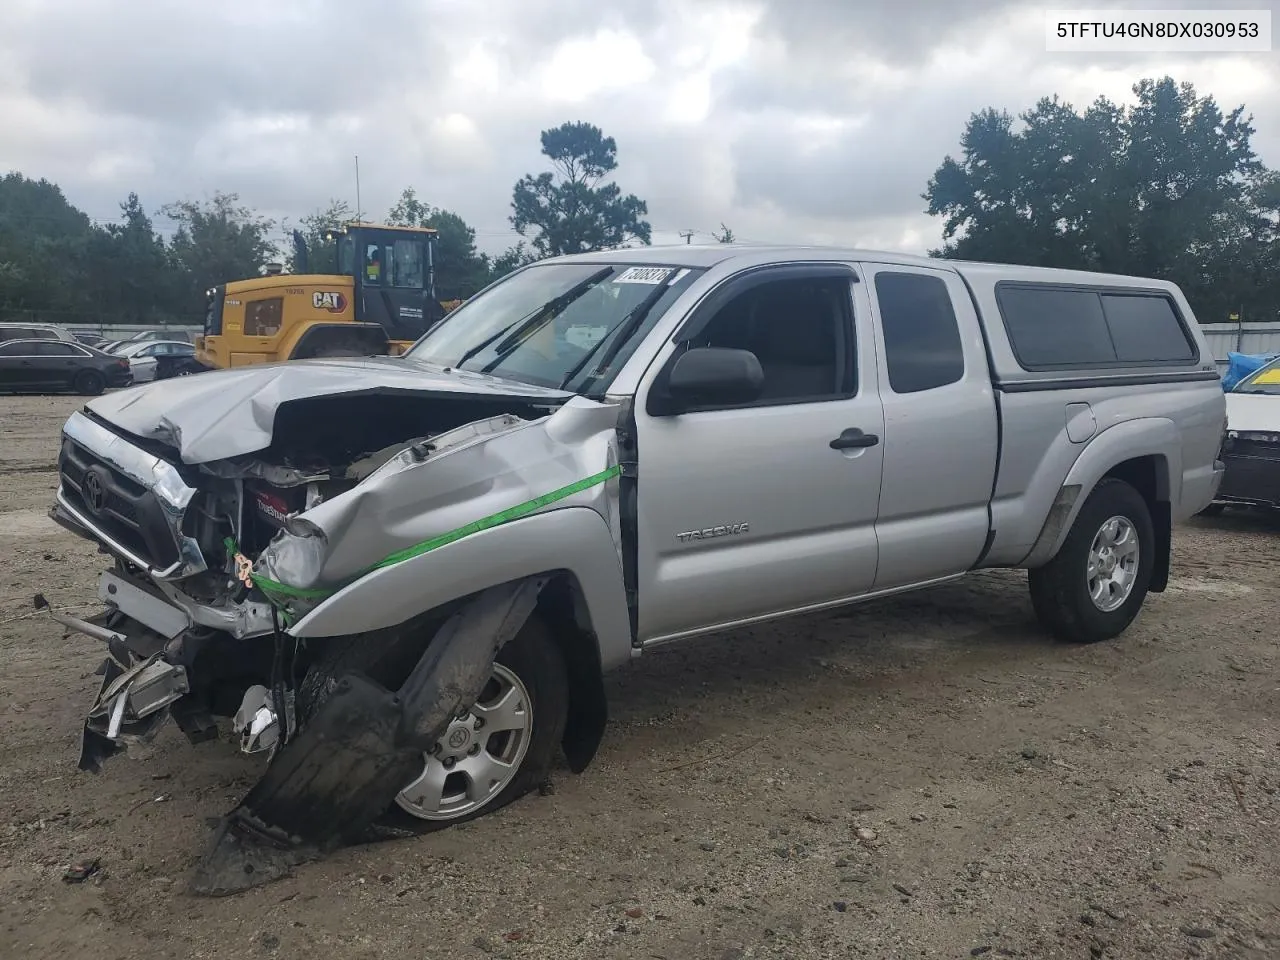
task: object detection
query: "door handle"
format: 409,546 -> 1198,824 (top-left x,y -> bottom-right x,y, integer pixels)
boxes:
829,427 -> 879,450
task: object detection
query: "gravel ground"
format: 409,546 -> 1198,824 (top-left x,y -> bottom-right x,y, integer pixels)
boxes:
1,393 -> 1278,960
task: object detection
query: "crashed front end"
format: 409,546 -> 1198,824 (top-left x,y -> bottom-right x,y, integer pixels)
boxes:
48,371 -> 622,891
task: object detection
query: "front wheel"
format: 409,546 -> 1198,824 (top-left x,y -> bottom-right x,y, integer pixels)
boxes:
298,615 -> 568,834
1029,478 -> 1154,644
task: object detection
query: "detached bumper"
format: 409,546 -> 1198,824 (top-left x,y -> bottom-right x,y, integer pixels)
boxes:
1217,439 -> 1280,508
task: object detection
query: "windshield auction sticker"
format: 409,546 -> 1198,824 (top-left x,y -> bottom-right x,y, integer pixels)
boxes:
613,267 -> 674,284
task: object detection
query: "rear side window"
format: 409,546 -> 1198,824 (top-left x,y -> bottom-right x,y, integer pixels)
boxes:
34,342 -> 81,356
1099,294 -> 1195,362
997,284 -> 1195,369
245,298 -> 284,336
875,272 -> 965,394
0,328 -> 36,342
998,288 -> 1114,367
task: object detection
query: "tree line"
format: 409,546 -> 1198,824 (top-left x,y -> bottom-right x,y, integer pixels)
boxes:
0,121 -> 656,327
2,78 -> 1277,331
926,76 -> 1280,324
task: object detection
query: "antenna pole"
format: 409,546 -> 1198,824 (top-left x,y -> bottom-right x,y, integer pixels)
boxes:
354,154 -> 362,222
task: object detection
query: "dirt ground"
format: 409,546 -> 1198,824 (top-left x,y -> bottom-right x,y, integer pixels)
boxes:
1,393 -> 1277,960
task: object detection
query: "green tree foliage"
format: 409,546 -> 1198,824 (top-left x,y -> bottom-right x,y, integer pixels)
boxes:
162,192 -> 278,307
510,121 -> 651,257
485,241 -> 537,284
0,173 -> 93,318
288,199 -> 353,274
713,223 -> 736,243
386,187 -> 491,299
85,193 -> 182,323
924,77 -> 1280,323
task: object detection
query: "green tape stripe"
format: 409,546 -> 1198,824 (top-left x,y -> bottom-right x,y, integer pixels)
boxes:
254,577 -> 332,600
246,464 -> 621,604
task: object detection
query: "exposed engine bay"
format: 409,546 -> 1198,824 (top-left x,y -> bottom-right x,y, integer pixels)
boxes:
177,391 -> 557,604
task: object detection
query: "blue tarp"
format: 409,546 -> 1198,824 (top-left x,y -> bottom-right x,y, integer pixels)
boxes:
1222,351 -> 1280,392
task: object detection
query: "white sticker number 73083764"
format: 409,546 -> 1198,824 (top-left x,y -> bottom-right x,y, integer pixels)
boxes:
612,267 -> 674,284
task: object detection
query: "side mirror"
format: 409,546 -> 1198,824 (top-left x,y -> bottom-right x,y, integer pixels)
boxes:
656,346 -> 764,414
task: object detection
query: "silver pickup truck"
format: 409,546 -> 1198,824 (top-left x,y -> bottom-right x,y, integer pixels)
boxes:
48,246 -> 1226,892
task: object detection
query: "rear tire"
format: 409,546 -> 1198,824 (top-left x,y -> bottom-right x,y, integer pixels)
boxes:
297,614 -> 568,835
1029,478 -> 1154,644
73,369 -> 106,396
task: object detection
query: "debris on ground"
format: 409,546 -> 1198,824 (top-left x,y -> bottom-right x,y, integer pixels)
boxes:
61,858 -> 100,883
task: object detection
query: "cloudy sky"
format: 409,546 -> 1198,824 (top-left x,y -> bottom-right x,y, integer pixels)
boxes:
2,0 -> 1276,257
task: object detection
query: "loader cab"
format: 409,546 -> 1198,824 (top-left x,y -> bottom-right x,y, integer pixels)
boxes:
330,223 -> 443,342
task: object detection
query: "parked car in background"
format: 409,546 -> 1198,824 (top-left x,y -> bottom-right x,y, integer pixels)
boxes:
0,322 -> 78,344
1210,354 -> 1280,512
0,339 -> 132,395
74,333 -> 109,349
114,339 -> 200,382
122,329 -> 192,345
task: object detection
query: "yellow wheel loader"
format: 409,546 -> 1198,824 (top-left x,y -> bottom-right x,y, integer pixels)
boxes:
195,223 -> 460,370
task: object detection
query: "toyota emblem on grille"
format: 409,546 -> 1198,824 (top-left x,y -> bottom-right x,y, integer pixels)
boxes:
82,467 -> 108,516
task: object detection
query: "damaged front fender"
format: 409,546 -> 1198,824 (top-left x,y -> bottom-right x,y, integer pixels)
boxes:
188,576 -> 548,896
250,399 -> 627,637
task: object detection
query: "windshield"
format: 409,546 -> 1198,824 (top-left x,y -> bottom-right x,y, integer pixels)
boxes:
405,262 -> 702,394
1234,358 -> 1280,396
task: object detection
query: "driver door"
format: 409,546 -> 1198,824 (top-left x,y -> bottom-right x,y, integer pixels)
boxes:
632,263 -> 885,645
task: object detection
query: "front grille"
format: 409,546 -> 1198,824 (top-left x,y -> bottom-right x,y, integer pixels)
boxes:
59,437 -> 181,569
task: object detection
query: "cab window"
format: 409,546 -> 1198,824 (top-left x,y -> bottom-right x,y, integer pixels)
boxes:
364,244 -> 383,285
389,238 -> 424,289
338,237 -> 356,276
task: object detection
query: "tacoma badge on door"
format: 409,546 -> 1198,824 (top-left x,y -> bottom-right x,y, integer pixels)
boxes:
676,523 -> 750,543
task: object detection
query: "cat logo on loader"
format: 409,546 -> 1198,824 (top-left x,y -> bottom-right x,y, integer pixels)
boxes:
313,291 -> 347,313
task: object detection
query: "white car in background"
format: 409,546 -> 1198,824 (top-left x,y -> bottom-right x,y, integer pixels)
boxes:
114,340 -> 199,382
1213,355 -> 1280,511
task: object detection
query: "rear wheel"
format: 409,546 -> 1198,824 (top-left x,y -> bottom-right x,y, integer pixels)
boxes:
73,369 -> 106,396
297,614 -> 568,834
1029,478 -> 1154,644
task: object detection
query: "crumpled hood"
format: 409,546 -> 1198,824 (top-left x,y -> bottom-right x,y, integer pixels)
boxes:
1226,392 -> 1280,435
83,355 -> 573,463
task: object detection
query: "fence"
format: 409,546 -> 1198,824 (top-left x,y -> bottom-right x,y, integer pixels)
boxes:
63,322 -> 203,341
1200,321 -> 1280,370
